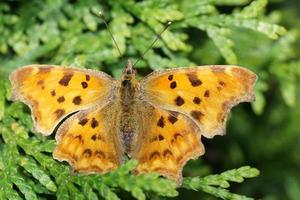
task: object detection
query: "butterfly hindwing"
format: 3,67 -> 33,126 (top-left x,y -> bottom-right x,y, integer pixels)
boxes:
131,102 -> 204,184
54,102 -> 123,173
10,65 -> 115,135
140,65 -> 257,138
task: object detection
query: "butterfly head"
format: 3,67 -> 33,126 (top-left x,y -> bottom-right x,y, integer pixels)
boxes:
122,59 -> 136,80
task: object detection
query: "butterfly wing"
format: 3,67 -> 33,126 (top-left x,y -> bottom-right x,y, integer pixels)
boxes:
140,65 -> 257,138
133,65 -> 256,183
10,65 -> 115,135
131,102 -> 204,184
53,102 -> 123,173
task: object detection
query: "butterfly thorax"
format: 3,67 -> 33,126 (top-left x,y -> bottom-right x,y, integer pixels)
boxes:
118,60 -> 138,153
120,60 -> 136,106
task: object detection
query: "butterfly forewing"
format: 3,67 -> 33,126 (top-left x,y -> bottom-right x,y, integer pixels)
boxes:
140,65 -> 257,138
10,65 -> 115,135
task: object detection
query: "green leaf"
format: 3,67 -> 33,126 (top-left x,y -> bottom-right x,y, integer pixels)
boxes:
183,166 -> 260,199
97,183 -> 120,200
10,173 -> 38,200
57,184 -> 69,200
18,157 -> 57,192
238,0 -> 267,18
207,26 -> 237,64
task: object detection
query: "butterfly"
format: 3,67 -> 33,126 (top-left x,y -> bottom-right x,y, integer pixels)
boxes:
9,60 -> 257,184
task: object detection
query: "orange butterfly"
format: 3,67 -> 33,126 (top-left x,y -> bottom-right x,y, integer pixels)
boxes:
10,60 -> 256,184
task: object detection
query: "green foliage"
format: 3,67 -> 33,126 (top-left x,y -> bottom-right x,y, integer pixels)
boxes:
0,102 -> 258,199
183,166 -> 259,200
0,0 -> 299,199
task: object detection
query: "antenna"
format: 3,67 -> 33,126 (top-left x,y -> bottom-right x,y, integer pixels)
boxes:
133,21 -> 172,67
95,11 -> 122,57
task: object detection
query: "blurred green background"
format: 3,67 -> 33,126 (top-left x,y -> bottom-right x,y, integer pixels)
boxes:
0,0 -> 299,199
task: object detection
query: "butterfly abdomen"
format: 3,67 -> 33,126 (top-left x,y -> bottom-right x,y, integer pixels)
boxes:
118,77 -> 139,153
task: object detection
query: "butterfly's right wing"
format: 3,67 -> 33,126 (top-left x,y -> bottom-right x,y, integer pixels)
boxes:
11,65 -> 124,173
10,65 -> 115,135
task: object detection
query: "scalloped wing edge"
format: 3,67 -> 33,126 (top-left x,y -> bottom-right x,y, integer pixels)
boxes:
140,65 -> 257,139
9,64 -> 115,136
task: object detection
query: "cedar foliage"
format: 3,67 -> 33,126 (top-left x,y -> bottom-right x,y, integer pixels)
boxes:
0,0 -> 299,199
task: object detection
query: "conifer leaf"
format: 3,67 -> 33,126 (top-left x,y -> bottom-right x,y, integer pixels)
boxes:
82,182 -> 98,200
238,0 -> 267,19
10,172 -> 38,200
132,187 -> 146,200
213,0 -> 250,6
207,26 -> 237,64
183,166 -> 260,199
57,185 -> 69,200
18,156 -> 57,192
180,0 -> 217,17
97,183 -> 120,200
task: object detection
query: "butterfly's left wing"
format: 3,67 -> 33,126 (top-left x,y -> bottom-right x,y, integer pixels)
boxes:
132,65 -> 256,183
131,102 -> 204,184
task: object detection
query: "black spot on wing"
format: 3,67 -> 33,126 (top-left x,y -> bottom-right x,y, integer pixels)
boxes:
74,135 -> 84,143
217,81 -> 226,91
78,118 -> 88,126
204,90 -> 210,97
81,81 -> 88,88
91,118 -> 99,128
171,132 -> 183,144
83,149 -> 92,157
54,109 -> 65,119
193,97 -> 201,104
150,151 -> 160,160
59,73 -> 73,86
51,90 -> 56,96
91,134 -> 104,141
95,150 -> 105,159
158,134 -> 164,141
57,96 -> 65,103
37,80 -> 44,85
219,81 -> 226,86
72,96 -> 82,105
168,115 -> 178,124
157,116 -> 165,128
174,133 -> 183,140
191,110 -> 204,120
163,149 -> 173,158
170,81 -> 177,89
175,96 -> 185,106
91,134 -> 97,141
187,72 -> 202,87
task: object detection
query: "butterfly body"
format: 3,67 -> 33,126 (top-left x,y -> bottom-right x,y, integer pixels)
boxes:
118,60 -> 139,153
10,62 -> 257,184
